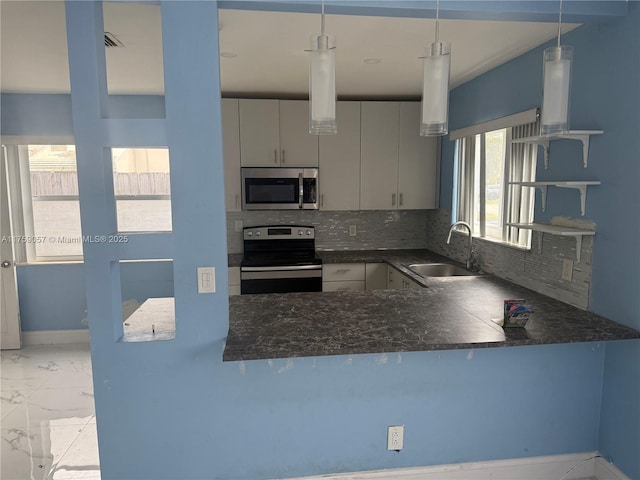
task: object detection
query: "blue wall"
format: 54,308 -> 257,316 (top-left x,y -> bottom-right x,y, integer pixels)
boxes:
442,4 -> 640,477
3,1 -> 637,479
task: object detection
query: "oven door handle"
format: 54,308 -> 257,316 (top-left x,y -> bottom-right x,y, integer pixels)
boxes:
299,172 -> 304,209
241,265 -> 322,272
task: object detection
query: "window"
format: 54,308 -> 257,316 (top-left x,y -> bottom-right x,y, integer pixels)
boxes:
16,145 -> 172,262
452,111 -> 538,248
112,148 -> 172,232
24,145 -> 83,259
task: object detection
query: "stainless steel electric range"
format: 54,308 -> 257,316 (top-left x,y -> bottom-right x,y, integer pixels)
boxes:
240,225 -> 323,294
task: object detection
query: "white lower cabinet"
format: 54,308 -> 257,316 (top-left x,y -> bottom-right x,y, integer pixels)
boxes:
228,267 -> 240,296
323,262 -> 422,292
365,263 -> 388,290
387,265 -> 421,290
323,263 -> 366,292
323,280 -> 366,292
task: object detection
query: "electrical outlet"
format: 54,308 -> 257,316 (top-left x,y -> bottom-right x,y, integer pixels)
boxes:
562,259 -> 573,282
234,220 -> 243,232
387,425 -> 404,451
349,225 -> 357,237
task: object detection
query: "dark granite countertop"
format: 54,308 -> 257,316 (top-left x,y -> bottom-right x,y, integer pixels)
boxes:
224,249 -> 640,361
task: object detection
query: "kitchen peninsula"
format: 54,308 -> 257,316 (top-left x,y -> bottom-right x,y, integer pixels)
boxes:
222,249 -> 640,361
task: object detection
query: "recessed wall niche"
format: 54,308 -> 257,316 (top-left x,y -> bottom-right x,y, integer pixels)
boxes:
119,259 -> 175,343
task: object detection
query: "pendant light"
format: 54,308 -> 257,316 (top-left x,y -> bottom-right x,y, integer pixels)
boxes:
540,0 -> 573,135
420,0 -> 451,136
309,0 -> 337,135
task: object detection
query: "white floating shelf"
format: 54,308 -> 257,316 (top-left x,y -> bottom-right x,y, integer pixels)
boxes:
510,181 -> 601,215
506,222 -> 596,263
511,130 -> 604,169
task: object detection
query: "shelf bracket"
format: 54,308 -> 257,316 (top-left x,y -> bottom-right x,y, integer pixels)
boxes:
556,184 -> 588,216
536,185 -> 548,212
562,133 -> 591,168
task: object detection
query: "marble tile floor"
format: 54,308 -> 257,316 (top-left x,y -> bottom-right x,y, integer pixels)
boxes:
1,344 -> 100,480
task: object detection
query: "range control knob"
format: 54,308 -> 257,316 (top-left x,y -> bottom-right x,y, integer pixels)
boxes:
306,230 -> 311,235
256,231 -> 261,236
247,231 -> 253,237
298,229 -> 304,236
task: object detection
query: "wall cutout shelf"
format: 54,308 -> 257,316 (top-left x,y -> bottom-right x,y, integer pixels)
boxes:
509,181 -> 601,216
511,130 -> 604,169
506,223 -> 596,263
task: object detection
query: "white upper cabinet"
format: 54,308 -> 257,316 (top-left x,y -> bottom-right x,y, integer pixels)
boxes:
279,100 -> 319,167
398,102 -> 439,209
239,99 -> 318,167
360,101 -> 400,210
221,98 -> 242,212
319,101 -> 361,210
238,99 -> 280,167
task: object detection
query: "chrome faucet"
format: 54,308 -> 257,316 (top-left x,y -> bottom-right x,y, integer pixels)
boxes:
446,221 -> 475,270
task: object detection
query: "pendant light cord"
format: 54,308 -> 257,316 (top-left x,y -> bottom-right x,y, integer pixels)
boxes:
321,0 -> 325,36
557,0 -> 563,47
435,0 -> 440,43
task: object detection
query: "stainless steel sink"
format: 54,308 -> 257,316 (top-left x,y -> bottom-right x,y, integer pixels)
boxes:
407,263 -> 479,277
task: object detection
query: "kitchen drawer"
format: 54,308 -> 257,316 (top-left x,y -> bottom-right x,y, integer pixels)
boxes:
322,280 -> 365,292
322,263 -> 366,282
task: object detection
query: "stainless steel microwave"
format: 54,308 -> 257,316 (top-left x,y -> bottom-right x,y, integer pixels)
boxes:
241,168 -> 319,210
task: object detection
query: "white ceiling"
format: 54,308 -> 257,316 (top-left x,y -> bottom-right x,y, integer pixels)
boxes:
0,1 -> 580,98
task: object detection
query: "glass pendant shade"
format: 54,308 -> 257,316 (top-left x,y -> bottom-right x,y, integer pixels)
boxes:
309,34 -> 337,135
541,45 -> 573,135
420,41 -> 451,136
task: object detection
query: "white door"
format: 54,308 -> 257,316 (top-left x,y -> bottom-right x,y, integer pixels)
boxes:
319,101 -> 361,210
360,101 -> 400,210
279,100 -> 318,167
1,146 -> 21,350
398,102 -> 439,210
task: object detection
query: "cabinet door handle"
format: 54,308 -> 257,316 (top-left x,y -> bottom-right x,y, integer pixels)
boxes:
282,150 -> 285,164
399,193 -> 404,206
298,172 -> 304,209
274,149 -> 278,164
391,193 -> 396,207
320,194 -> 324,208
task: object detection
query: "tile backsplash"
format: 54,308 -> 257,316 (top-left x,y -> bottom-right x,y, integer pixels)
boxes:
425,209 -> 593,310
226,210 -> 430,254
226,208 -> 593,310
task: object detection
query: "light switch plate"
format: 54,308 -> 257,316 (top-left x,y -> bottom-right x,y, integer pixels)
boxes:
197,267 -> 216,293
234,220 -> 243,232
349,225 -> 357,237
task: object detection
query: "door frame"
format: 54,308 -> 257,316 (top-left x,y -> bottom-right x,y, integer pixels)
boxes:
1,144 -> 22,349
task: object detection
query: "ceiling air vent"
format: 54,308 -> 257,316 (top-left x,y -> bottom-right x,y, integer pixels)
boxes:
104,32 -> 124,48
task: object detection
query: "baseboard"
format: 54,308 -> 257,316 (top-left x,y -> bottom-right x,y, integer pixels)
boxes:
596,457 -> 631,480
22,329 -> 90,346
282,451 -> 631,480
